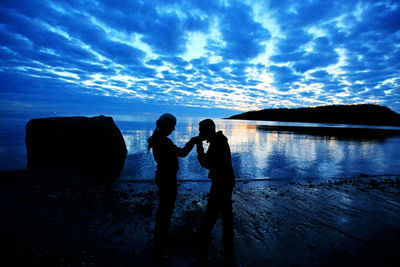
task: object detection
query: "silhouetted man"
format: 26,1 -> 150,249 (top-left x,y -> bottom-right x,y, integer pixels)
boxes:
196,119 -> 235,257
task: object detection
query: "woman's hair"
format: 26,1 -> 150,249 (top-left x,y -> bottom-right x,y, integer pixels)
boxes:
148,113 -> 177,151
156,113 -> 176,129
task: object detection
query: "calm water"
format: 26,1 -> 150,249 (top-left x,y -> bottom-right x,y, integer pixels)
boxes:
1,117 -> 400,182
118,119 -> 400,182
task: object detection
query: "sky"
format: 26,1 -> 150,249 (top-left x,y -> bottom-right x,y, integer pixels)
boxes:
0,0 -> 399,120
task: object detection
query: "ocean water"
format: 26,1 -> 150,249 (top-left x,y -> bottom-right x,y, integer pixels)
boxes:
117,118 -> 400,182
1,117 -> 400,182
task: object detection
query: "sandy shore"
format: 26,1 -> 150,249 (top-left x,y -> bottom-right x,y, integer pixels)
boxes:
1,170 -> 400,266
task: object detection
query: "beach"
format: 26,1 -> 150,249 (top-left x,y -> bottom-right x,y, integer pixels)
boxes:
1,170 -> 400,266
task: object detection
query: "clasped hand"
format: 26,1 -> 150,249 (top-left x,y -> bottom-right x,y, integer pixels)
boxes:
189,136 -> 204,153
189,136 -> 203,145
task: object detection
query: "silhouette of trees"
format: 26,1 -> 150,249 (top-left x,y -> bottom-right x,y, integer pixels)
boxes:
227,104 -> 400,126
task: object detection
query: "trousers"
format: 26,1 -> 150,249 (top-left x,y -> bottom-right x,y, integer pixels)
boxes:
154,179 -> 177,251
200,181 -> 234,253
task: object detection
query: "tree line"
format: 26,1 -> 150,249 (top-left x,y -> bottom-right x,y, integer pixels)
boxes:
227,104 -> 400,126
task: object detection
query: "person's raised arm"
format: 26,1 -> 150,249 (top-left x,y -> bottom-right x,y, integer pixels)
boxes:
176,136 -> 201,157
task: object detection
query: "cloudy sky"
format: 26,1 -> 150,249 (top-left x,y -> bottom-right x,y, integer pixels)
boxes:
1,0 -> 399,119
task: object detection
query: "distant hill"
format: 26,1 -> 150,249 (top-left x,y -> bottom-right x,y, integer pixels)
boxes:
227,104 -> 400,126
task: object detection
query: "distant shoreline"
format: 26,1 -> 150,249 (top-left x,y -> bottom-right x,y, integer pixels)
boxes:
227,104 -> 400,126
255,124 -> 400,139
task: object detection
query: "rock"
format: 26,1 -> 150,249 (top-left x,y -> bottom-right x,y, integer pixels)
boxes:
25,115 -> 127,179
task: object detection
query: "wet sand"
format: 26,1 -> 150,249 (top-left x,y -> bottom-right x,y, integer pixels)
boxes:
1,170 -> 400,266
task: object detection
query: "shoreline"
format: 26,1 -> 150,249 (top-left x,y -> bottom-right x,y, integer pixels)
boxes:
256,125 -> 400,139
1,169 -> 400,266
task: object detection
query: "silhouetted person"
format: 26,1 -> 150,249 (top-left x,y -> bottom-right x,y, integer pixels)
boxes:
196,119 -> 235,258
147,113 -> 199,258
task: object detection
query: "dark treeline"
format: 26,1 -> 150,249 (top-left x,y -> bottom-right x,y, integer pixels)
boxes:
227,104 -> 400,126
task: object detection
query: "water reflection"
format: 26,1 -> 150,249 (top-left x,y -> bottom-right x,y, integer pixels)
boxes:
118,119 -> 400,182
2,118 -> 399,180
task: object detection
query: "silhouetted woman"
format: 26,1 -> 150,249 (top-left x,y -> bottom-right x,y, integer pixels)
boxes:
147,113 -> 198,256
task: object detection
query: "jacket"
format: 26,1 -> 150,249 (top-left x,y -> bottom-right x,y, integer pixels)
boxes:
197,131 -> 235,185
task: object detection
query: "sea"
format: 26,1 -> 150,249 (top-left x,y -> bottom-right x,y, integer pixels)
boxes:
1,116 -> 400,183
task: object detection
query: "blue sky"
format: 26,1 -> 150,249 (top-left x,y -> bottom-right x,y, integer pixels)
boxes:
1,0 -> 399,119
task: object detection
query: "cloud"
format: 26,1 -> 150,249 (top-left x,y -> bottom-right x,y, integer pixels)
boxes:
272,34 -> 339,73
0,0 -> 399,116
216,2 -> 270,60
268,65 -> 301,88
310,70 -> 331,79
273,30 -> 313,54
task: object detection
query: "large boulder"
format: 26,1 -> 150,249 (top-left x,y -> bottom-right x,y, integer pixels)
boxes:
25,115 -> 127,179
